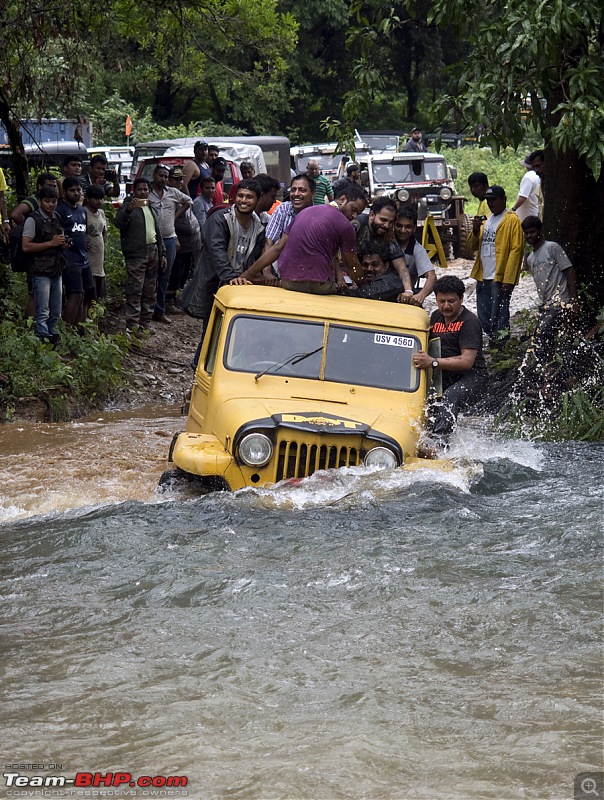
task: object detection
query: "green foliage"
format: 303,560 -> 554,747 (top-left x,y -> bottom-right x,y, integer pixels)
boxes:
420,0 -> 604,179
0,315 -> 130,419
0,260 -> 133,420
444,146 -> 529,214
498,386 -> 604,442
0,320 -> 73,399
79,91 -> 247,146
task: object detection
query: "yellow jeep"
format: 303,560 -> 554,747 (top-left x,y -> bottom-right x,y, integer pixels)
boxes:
166,285 -> 441,491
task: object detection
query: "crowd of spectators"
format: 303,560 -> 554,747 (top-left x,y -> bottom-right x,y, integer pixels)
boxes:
0,141 -> 576,443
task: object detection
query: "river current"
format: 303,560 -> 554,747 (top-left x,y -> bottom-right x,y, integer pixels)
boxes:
1,408 -> 602,800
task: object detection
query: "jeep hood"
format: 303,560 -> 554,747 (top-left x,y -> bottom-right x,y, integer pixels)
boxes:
211,397 -> 421,453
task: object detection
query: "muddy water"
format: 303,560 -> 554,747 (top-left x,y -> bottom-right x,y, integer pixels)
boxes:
0,410 -> 602,800
0,406 -> 183,522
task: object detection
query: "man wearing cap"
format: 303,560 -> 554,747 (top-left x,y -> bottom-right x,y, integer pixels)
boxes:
182,141 -> 211,199
403,128 -> 427,153
512,150 -> 544,221
345,163 -> 361,183
468,185 -> 524,343
211,157 -> 228,206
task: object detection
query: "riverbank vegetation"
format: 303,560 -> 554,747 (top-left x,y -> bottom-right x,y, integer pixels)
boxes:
0,209 -> 131,421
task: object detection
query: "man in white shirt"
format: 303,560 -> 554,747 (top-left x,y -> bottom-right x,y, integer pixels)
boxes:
469,185 -> 524,341
512,150 -> 544,221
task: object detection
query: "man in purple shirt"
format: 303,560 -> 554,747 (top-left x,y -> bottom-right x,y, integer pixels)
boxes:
234,182 -> 367,293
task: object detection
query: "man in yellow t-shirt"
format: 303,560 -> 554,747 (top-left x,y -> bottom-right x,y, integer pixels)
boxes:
467,171 -> 491,218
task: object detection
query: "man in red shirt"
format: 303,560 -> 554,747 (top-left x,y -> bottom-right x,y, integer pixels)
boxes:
211,157 -> 228,206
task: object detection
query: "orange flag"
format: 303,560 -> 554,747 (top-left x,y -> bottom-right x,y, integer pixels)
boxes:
125,115 -> 133,137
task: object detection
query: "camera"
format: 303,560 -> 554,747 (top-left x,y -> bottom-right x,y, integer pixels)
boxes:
477,215 -> 487,221
64,235 -> 73,247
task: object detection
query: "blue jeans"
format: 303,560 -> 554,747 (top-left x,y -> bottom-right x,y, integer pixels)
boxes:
32,274 -> 62,339
491,281 -> 512,339
155,237 -> 177,315
475,280 -> 494,335
476,280 -> 512,339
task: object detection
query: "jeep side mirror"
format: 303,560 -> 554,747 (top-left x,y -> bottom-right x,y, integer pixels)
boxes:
449,166 -> 458,180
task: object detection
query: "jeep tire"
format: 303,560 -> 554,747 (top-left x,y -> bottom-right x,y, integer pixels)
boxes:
454,213 -> 474,260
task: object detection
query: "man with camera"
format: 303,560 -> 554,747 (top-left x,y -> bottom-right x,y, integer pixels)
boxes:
115,178 -> 167,332
80,154 -> 120,198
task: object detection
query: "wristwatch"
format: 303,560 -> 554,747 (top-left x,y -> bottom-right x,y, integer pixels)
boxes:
432,359 -> 439,369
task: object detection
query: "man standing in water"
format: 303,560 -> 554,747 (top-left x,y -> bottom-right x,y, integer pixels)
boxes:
520,215 -> 578,382
413,275 -> 488,443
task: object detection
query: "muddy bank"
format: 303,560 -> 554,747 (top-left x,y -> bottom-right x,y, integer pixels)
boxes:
102,302 -> 201,410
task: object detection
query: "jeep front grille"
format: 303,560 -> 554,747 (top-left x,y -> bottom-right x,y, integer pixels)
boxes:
276,438 -> 360,482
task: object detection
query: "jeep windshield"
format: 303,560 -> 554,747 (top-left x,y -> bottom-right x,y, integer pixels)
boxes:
296,153 -> 346,173
373,159 -> 447,185
224,315 -> 420,392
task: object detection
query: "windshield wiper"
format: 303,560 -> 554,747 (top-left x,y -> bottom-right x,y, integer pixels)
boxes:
254,346 -> 324,381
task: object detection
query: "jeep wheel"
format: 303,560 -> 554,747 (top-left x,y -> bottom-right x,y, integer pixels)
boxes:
158,466 -> 200,488
158,467 -> 228,494
454,213 -> 474,259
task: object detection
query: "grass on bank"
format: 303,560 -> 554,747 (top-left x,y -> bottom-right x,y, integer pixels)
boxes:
0,213 -> 131,422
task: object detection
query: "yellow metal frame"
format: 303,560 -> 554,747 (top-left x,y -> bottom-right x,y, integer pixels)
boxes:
421,213 -> 448,268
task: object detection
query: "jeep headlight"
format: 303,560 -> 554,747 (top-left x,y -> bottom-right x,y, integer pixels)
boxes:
374,188 -> 385,197
439,187 -> 453,200
396,188 -> 410,202
239,433 -> 273,467
364,446 -> 399,469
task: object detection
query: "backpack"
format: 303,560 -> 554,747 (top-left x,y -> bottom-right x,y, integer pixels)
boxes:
9,214 -> 44,273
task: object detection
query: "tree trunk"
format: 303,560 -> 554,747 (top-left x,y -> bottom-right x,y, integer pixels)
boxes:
208,83 -> 225,123
152,73 -> 175,122
0,89 -> 29,199
543,144 -> 604,311
406,81 -> 419,122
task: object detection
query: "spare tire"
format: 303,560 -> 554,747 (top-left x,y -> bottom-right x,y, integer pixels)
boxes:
454,213 -> 474,260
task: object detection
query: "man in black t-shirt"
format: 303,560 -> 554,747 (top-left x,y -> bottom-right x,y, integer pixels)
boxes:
56,177 -> 94,326
413,275 -> 488,440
